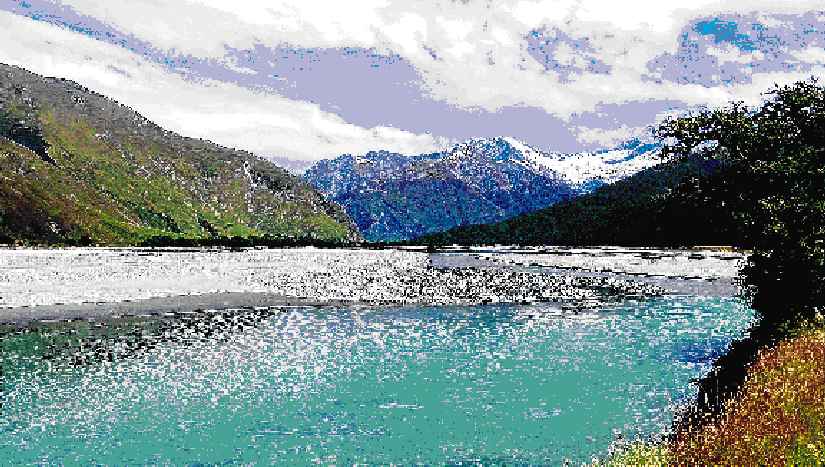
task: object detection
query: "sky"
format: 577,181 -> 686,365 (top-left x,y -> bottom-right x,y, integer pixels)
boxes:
2,1 -> 825,163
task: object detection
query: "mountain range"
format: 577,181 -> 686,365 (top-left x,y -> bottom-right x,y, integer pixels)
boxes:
0,62 -> 685,247
0,63 -> 360,245
304,136 -> 662,242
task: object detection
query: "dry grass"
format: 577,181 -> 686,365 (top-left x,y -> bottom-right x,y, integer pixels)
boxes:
670,328 -> 825,465
596,443 -> 669,466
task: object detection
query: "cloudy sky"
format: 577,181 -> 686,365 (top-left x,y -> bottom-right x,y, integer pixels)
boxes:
2,1 -> 825,162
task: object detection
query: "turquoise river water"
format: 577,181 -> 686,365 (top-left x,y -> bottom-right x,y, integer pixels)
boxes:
0,296 -> 753,464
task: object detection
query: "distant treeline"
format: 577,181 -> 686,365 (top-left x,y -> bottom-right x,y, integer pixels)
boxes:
0,233 -> 364,249
413,155 -> 750,248
140,235 -> 364,249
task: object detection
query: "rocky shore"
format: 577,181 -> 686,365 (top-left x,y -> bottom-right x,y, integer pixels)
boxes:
0,247 -> 664,324
431,247 -> 747,297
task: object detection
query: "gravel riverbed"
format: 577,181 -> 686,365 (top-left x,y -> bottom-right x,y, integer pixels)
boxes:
0,248 -> 664,316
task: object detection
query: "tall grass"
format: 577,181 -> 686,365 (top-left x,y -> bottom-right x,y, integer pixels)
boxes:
671,328 -> 825,465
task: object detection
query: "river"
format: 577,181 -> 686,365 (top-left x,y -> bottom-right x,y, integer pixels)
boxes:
0,295 -> 753,464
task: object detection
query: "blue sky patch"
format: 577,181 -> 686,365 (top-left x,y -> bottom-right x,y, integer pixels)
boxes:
694,18 -> 757,51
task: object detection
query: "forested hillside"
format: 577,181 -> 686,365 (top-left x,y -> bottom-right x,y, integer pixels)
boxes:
416,155 -> 746,247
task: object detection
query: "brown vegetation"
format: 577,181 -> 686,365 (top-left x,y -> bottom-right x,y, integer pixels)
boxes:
671,328 -> 825,465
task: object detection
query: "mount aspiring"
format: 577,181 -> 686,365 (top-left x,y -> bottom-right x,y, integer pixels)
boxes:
304,137 -> 661,242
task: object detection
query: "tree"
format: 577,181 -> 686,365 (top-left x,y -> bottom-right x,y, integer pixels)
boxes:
658,80 -> 825,323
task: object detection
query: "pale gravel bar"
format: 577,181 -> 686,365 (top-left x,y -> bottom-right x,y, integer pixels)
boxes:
1,246 -> 738,326
430,247 -> 746,297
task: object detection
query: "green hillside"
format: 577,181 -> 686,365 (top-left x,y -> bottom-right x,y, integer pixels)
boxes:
0,64 -> 360,245
416,155 -> 747,247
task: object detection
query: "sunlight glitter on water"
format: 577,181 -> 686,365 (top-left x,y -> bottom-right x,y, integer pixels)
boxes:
0,297 -> 753,464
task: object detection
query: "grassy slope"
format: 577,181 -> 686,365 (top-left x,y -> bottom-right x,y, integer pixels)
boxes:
671,325 -> 825,465
599,325 -> 825,466
0,64 -> 358,245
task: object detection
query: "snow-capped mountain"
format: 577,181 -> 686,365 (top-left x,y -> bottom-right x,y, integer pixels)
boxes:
304,136 -> 661,242
501,137 -> 662,186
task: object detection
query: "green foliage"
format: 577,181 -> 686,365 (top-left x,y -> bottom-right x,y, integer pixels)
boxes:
0,63 -> 359,246
658,79 -> 825,321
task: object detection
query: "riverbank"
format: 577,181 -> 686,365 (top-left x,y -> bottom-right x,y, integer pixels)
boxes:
1,247 -> 670,325
0,292 -> 381,327
602,322 -> 825,465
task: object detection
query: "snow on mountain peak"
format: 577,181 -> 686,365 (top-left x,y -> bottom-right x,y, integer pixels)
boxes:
501,136 -> 536,155
504,137 -> 662,186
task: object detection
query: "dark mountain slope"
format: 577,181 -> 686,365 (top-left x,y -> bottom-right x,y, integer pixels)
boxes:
0,63 -> 359,245
415,156 -> 748,247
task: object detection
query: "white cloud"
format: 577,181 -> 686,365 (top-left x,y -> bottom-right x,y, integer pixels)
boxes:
382,12 -> 429,59
553,42 -> 589,69
575,125 -> 644,147
5,0 -> 825,154
0,11 -> 444,161
37,1 -> 825,119
791,46 -> 825,65
707,44 -> 765,64
57,0 -> 390,55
